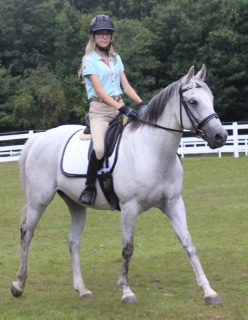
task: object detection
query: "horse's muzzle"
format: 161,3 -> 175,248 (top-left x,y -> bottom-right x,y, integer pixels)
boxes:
208,130 -> 228,149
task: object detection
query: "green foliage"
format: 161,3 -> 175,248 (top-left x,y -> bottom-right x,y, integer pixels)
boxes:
0,0 -> 248,131
114,19 -> 160,104
193,0 -> 248,120
13,66 -> 68,130
62,75 -> 89,125
0,66 -> 20,130
54,2 -> 87,75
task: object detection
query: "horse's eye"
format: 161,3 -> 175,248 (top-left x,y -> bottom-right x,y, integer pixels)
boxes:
189,100 -> 197,106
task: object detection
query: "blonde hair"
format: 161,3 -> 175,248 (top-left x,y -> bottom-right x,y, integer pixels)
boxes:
84,33 -> 117,60
78,33 -> 117,81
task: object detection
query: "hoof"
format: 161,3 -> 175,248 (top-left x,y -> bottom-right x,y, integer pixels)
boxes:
204,295 -> 222,305
80,293 -> 95,300
122,295 -> 138,304
11,282 -> 24,298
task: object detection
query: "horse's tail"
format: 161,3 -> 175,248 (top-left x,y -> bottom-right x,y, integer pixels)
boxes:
19,133 -> 42,219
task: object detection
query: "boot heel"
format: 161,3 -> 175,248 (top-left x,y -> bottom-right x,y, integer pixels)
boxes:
78,186 -> 97,206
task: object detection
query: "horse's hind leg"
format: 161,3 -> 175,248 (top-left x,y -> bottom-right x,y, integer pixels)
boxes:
11,203 -> 48,297
58,192 -> 94,300
164,196 -> 221,305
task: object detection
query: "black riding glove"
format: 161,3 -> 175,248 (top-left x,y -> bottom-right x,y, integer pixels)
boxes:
119,106 -> 138,120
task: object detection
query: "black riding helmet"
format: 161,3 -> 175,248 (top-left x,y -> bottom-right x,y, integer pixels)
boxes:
90,15 -> 115,33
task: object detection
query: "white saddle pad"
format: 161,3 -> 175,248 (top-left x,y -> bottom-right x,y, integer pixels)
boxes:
61,129 -> 117,177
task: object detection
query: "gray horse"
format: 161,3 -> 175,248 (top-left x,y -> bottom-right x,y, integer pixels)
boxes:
11,65 -> 227,305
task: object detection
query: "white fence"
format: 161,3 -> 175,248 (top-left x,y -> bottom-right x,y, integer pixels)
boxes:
0,131 -> 36,163
179,122 -> 248,158
0,123 -> 248,163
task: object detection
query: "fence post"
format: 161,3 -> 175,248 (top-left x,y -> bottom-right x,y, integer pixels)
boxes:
233,122 -> 239,158
29,130 -> 34,137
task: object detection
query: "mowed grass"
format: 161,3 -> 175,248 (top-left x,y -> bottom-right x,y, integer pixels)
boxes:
0,156 -> 247,320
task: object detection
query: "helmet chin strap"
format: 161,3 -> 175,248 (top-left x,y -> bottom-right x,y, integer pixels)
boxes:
96,43 -> 111,52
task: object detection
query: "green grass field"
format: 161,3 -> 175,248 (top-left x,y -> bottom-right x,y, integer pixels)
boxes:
0,156 -> 247,320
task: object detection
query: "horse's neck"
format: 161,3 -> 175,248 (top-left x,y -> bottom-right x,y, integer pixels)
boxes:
129,121 -> 182,160
148,128 -> 182,158
123,98 -> 183,160
151,103 -> 182,156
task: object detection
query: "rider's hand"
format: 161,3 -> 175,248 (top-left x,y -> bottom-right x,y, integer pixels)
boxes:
119,106 -> 138,120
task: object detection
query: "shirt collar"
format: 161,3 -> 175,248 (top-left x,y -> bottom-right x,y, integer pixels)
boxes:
92,51 -> 114,62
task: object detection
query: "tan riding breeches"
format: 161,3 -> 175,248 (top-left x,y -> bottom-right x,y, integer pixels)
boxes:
89,100 -> 123,160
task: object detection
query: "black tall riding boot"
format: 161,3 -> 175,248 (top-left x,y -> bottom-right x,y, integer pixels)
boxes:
78,150 -> 101,206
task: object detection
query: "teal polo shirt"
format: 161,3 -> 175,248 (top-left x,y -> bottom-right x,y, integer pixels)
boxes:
82,51 -> 125,100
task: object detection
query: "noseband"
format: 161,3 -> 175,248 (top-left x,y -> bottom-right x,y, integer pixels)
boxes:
179,84 -> 219,138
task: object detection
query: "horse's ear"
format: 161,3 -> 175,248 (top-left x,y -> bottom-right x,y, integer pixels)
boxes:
182,66 -> 195,84
195,64 -> 206,81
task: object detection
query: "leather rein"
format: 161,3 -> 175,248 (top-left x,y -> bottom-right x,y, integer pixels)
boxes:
138,83 -> 219,138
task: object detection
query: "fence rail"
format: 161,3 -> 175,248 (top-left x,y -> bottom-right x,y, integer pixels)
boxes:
0,123 -> 248,163
178,122 -> 248,158
0,131 -> 35,163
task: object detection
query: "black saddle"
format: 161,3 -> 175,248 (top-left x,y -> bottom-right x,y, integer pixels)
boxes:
84,113 -> 126,160
83,113 -> 127,211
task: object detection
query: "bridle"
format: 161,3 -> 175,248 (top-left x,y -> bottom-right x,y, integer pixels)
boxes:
179,84 -> 219,138
138,83 -> 219,138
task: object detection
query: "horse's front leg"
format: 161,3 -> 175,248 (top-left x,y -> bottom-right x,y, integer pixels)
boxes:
164,195 -> 221,305
118,208 -> 138,304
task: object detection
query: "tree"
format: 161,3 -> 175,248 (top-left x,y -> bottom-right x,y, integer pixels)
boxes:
0,66 -> 20,130
0,0 -> 248,131
147,0 -> 248,121
114,19 -> 160,104
193,0 -> 248,121
0,0 -> 60,76
13,66 -> 68,130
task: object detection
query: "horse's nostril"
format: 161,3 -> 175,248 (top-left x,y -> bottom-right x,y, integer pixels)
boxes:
215,131 -> 227,145
215,133 -> 222,142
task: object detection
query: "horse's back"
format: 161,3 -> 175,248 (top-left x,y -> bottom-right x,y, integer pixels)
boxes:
25,125 -> 83,156
42,125 -> 84,141
20,125 -> 84,195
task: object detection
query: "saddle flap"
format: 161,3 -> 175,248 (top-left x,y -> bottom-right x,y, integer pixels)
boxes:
105,114 -> 127,157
